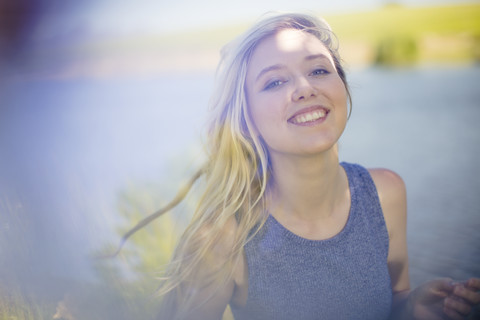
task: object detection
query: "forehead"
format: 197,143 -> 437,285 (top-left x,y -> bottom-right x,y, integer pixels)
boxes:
248,28 -> 334,71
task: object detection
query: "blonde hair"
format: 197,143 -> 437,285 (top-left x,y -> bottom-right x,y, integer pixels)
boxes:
120,12 -> 351,319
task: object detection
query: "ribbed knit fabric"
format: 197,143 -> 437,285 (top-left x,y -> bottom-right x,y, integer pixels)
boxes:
230,162 -> 392,320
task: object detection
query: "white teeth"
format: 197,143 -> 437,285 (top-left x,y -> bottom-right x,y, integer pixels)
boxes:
292,109 -> 326,124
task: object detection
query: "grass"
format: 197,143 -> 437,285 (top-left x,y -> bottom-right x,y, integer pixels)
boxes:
323,3 -> 480,65
325,3 -> 480,41
138,3 -> 480,65
0,285 -> 54,320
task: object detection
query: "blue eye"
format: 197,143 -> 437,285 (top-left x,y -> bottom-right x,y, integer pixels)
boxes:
264,79 -> 285,90
311,69 -> 329,76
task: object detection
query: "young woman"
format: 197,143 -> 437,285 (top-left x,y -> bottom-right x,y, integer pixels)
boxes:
127,12 -> 480,320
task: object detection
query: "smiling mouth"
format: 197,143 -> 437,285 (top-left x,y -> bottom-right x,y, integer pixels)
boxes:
288,107 -> 329,125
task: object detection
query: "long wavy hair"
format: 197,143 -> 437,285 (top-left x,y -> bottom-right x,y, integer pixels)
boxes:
121,12 -> 351,319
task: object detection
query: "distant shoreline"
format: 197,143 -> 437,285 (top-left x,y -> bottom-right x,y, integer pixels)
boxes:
4,3 -> 479,79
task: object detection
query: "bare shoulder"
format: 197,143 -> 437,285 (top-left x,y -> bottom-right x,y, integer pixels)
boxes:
368,168 -> 406,197
194,217 -> 238,270
368,168 -> 410,293
368,168 -> 406,211
367,168 -> 407,237
199,214 -> 246,286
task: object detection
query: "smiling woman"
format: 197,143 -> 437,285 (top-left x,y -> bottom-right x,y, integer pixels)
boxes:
245,29 -> 349,156
118,12 -> 480,320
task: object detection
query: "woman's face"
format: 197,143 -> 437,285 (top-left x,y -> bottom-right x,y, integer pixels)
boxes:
245,28 -> 348,157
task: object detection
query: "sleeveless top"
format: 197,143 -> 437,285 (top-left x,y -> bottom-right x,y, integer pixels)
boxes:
230,162 -> 392,320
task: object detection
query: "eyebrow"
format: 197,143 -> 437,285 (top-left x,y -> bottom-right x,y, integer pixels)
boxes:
255,54 -> 331,82
305,53 -> 329,61
255,64 -> 285,82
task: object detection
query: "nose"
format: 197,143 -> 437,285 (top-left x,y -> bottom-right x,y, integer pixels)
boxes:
292,77 -> 317,101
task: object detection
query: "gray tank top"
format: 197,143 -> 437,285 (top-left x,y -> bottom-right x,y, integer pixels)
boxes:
231,162 -> 392,320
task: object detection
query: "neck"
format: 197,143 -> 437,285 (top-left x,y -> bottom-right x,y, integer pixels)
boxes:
267,146 -> 348,222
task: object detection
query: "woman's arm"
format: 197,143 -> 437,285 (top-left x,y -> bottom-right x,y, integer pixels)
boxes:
160,217 -> 242,320
370,168 -> 480,320
165,277 -> 235,320
369,169 -> 410,298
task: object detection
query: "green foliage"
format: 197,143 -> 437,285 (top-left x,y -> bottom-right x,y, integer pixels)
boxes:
0,198 -> 55,320
325,3 -> 480,65
0,166 -> 199,320
326,4 -> 480,42
86,159 -> 202,319
375,35 -> 418,66
148,3 -> 480,65
0,285 -> 53,320
79,3 -> 480,69
112,169 -> 201,276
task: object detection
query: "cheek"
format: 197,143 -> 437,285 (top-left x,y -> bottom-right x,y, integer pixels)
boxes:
249,103 -> 269,135
246,94 -> 265,137
247,93 -> 266,129
329,79 -> 349,110
249,95 -> 283,137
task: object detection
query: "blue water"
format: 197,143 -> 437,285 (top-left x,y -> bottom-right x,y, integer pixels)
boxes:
340,65 -> 480,286
0,65 -> 479,294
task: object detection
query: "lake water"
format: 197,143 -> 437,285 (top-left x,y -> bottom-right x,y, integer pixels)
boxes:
0,64 -> 479,302
340,65 -> 480,287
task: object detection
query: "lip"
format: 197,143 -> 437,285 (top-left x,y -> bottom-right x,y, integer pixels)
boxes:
287,105 -> 330,126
